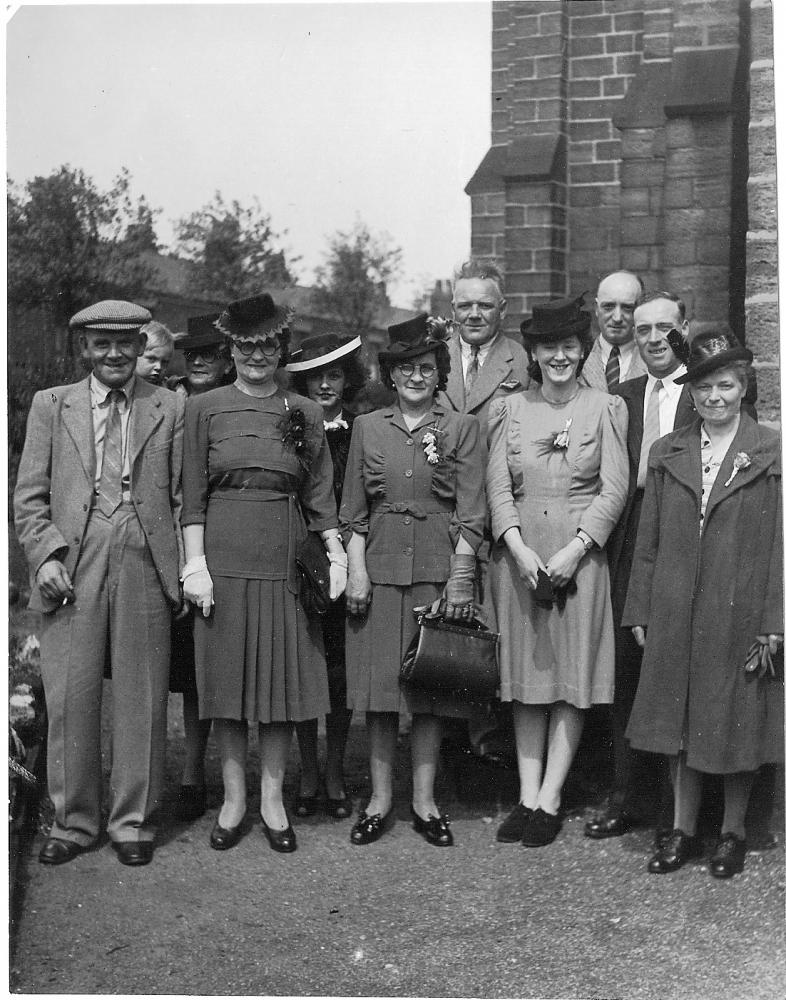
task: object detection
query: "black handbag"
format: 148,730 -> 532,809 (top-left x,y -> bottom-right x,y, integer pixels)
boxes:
295,533 -> 331,616
400,604 -> 500,702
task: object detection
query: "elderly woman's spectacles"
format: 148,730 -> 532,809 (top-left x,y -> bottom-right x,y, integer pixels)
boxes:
231,337 -> 281,357
394,362 -> 437,379
185,347 -> 224,363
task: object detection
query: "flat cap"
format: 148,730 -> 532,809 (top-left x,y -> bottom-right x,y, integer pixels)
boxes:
69,300 -> 152,332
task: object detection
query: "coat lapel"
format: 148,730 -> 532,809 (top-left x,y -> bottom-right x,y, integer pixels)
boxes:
674,384 -> 696,428
703,414 -> 776,526
656,421 -> 703,501
442,336 -> 465,412
466,335 -> 514,413
61,378 -> 96,483
128,378 -> 164,468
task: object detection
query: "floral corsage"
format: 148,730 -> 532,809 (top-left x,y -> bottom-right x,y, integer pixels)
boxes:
535,417 -> 572,457
278,397 -> 311,468
724,451 -> 751,487
421,423 -> 445,465
425,315 -> 453,341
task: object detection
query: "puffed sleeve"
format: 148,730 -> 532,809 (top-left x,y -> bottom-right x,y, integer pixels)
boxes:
486,398 -> 520,542
181,394 -> 210,526
299,416 -> 337,532
450,413 -> 486,552
621,459 -> 663,629
578,394 -> 629,547
338,415 -> 369,537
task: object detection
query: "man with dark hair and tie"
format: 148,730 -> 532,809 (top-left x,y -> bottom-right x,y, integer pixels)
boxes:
580,270 -> 647,391
14,300 -> 185,867
585,290 -> 693,839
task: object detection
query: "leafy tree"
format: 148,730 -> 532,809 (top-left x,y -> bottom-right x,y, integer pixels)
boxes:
7,165 -> 157,336
174,192 -> 298,300
312,221 -> 403,336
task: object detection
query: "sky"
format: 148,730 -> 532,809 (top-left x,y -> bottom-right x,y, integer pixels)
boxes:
6,1 -> 492,307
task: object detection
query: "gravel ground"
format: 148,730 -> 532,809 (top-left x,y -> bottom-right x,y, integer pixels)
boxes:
9,694 -> 786,998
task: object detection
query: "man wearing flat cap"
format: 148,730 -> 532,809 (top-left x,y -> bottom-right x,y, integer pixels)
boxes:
14,300 -> 185,867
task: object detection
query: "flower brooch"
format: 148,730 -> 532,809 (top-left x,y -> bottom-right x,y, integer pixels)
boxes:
535,417 -> 572,457
724,451 -> 751,487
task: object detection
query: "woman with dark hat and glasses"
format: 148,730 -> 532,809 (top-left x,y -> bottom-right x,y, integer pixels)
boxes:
180,294 -> 347,854
487,294 -> 628,848
624,331 -> 783,879
340,314 -> 486,847
165,314 -> 235,824
286,334 -> 365,820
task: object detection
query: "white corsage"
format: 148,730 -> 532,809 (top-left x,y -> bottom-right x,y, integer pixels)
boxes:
535,417 -> 572,457
724,451 -> 751,487
324,417 -> 349,431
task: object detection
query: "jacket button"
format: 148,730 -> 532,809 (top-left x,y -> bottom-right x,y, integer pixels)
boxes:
82,504 -> 88,512
406,439 -> 413,446
136,498 -> 143,504
405,469 -> 413,478
404,546 -> 413,555
403,516 -> 411,525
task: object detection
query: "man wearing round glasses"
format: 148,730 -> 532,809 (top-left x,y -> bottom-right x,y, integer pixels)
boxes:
170,314 -> 234,399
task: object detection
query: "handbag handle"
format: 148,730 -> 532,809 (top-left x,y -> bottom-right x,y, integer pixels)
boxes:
414,599 -> 493,633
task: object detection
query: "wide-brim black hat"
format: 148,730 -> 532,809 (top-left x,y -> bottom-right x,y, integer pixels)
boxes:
674,330 -> 753,384
520,293 -> 591,342
286,334 -> 362,373
378,313 -> 452,364
177,313 -> 224,352
216,293 -> 291,338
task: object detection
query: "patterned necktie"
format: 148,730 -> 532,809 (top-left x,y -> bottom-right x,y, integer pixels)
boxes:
605,345 -> 621,391
464,346 -> 480,402
97,389 -> 124,516
637,379 -> 663,488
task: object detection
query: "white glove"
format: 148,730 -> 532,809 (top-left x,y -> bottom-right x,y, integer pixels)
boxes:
327,551 -> 348,601
181,556 -> 214,617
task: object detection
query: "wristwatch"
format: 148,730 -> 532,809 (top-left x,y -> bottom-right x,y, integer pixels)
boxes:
576,529 -> 594,553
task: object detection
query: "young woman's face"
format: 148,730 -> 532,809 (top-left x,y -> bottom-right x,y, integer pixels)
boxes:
532,336 -> 583,388
305,366 -> 346,419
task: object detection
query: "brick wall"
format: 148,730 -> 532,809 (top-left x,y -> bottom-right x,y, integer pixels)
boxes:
467,0 -> 779,419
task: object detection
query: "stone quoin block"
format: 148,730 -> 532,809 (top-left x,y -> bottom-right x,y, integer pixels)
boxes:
747,179 -> 778,231
570,120 -> 613,142
505,252 -> 535,273
596,140 -> 623,161
746,301 -> 780,350
570,162 -> 618,184
605,32 -> 640,54
571,142 -> 596,164
622,160 -> 664,188
621,188 -> 650,216
748,127 -> 777,178
571,226 -> 613,251
512,34 -> 564,59
525,205 -> 555,227
536,56 -> 566,78
471,236 -> 495,257
614,54 -> 642,76
643,34 -> 674,60
665,208 -> 731,239
662,240 -> 697,268
621,129 -> 658,159
750,67 -> 776,121
539,11 -> 566,36
569,186 -> 603,207
603,76 -> 628,97
507,227 -> 554,252
642,9 -> 674,37
571,98 -> 619,121
621,217 -> 660,246
571,79 -> 603,99
570,14 -> 613,37
571,36 -> 605,58
672,24 -> 704,48
614,11 -> 646,33
750,366 -> 780,423
570,56 -> 616,79
751,5 -> 774,60
510,57 -> 537,80
506,206 -> 526,227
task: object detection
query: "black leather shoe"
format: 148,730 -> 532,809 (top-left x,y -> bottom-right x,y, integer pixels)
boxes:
411,807 -> 453,847
175,784 -> 207,822
710,832 -> 746,879
38,837 -> 90,866
209,818 -> 245,851
521,808 -> 562,847
294,794 -> 319,818
350,806 -> 394,845
584,808 -> 635,840
261,817 -> 297,853
113,841 -> 154,866
496,803 -> 533,843
325,796 -> 353,820
647,828 -> 703,873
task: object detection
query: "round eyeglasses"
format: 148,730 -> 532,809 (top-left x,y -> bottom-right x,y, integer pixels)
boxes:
394,362 -> 437,379
184,347 -> 224,363
231,337 -> 281,357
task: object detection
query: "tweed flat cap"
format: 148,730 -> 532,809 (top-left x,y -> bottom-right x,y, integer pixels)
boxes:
69,300 -> 152,332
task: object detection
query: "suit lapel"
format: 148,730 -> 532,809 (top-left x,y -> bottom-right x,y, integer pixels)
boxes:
129,378 -> 164,468
442,336 -> 465,412
703,414 -> 774,525
580,341 -> 605,389
61,378 -> 96,483
674,385 -> 696,428
466,335 -> 511,413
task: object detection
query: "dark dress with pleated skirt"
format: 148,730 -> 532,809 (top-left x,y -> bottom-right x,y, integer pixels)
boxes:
182,385 -> 336,723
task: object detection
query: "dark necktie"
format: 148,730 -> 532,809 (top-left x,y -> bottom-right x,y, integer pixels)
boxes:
605,345 -> 621,391
637,379 -> 663,488
465,346 -> 480,402
97,389 -> 124,516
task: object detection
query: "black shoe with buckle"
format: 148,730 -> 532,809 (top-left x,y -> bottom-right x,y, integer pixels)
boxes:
411,807 -> 453,847
709,832 -> 746,879
647,828 -> 703,874
350,806 -> 394,845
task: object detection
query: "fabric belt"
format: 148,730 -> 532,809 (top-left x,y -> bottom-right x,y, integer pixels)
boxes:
211,488 -> 300,594
371,499 -> 453,519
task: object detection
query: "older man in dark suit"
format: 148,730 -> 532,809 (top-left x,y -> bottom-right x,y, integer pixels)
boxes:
14,300 -> 184,867
585,290 -> 693,839
580,270 -> 647,391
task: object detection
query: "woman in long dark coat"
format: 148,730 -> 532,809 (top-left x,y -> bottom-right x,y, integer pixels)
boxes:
624,331 -> 783,879
286,333 -> 365,820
